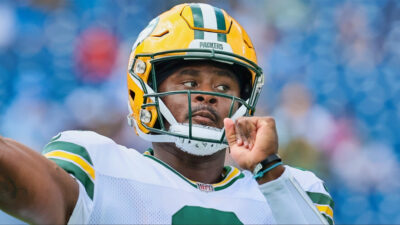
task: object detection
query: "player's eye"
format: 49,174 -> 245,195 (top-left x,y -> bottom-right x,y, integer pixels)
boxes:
216,85 -> 229,92
183,81 -> 197,88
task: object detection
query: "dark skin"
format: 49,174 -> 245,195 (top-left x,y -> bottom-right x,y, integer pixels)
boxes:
0,137 -> 78,224
0,62 -> 283,224
154,62 -> 284,184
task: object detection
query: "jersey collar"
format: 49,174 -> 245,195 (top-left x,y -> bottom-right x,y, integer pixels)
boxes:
143,149 -> 244,192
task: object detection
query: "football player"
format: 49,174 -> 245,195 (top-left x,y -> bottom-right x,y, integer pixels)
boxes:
0,3 -> 334,224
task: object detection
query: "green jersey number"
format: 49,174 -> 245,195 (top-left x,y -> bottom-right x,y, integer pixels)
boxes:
172,206 -> 243,225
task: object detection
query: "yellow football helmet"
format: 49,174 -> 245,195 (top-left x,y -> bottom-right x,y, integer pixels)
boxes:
127,3 -> 264,155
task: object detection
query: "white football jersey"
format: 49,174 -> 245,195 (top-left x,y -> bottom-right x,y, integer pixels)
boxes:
42,130 -> 334,224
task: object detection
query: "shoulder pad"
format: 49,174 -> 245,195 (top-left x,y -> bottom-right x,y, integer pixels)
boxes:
42,130 -> 116,200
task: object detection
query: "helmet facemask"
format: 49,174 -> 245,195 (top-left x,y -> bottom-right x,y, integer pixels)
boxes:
127,48 -> 264,156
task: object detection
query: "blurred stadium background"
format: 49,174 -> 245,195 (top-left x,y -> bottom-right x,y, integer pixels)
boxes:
1,0 -> 400,224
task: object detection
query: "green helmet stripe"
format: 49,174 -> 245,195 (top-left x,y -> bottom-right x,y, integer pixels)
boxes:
214,7 -> 227,42
190,4 -> 204,39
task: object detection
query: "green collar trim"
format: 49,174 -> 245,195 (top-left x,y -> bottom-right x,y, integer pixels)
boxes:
143,149 -> 244,192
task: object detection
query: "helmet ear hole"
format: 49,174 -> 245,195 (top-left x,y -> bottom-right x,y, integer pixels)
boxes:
130,90 -> 136,101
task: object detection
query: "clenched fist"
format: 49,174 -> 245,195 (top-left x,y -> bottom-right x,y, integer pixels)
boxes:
224,116 -> 279,172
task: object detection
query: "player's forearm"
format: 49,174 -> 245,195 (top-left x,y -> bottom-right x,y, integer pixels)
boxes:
0,137 -> 29,204
0,136 -> 75,224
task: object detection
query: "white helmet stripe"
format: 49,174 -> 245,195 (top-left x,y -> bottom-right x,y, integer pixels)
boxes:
198,3 -> 218,41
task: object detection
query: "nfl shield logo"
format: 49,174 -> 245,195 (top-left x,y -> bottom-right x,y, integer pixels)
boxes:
196,182 -> 214,192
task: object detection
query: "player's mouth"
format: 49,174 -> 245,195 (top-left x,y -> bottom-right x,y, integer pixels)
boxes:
192,110 -> 216,126
186,106 -> 221,128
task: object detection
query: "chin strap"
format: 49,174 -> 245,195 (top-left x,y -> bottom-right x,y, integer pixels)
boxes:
169,123 -> 228,156
128,114 -> 227,156
174,138 -> 227,156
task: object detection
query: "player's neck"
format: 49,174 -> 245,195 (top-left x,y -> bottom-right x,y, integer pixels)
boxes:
152,143 -> 226,184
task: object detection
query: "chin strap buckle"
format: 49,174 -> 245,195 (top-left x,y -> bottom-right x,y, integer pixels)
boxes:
127,115 -> 135,127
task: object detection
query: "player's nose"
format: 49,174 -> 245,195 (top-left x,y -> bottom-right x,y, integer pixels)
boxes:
193,84 -> 218,104
194,94 -> 217,104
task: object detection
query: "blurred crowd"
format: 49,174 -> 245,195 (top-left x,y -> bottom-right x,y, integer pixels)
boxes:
1,0 -> 400,224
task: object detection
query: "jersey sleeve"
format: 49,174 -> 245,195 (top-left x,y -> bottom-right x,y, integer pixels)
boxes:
41,130 -> 105,224
259,166 -> 334,225
67,177 -> 93,224
288,167 -> 334,224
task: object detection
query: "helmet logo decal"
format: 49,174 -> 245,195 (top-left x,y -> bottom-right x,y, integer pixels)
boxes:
189,3 -> 227,42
